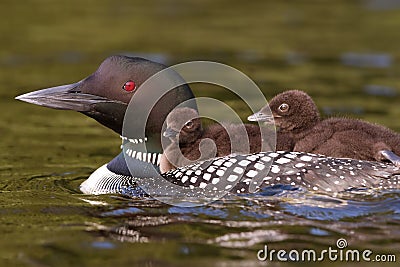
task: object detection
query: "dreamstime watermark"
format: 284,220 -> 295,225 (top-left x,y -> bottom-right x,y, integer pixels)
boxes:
257,238 -> 397,263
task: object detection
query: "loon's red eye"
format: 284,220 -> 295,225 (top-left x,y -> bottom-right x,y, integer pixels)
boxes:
122,80 -> 136,92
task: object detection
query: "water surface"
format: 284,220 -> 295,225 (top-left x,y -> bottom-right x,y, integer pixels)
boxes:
1,0 -> 400,266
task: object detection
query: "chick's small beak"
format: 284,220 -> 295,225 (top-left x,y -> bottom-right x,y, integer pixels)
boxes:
163,128 -> 178,138
247,112 -> 275,123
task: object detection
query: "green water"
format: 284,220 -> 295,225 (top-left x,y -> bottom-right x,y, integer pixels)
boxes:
1,0 -> 400,266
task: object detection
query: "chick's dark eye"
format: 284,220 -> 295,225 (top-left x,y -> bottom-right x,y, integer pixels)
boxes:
122,80 -> 136,92
278,103 -> 289,112
185,121 -> 194,128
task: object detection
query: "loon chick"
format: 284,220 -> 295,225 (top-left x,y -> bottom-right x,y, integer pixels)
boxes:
160,107 -> 266,172
248,90 -> 400,166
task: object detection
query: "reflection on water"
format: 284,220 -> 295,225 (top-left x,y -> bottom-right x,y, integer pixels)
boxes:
340,53 -> 392,68
365,0 -> 400,10
88,188 -> 400,255
285,51 -> 307,66
364,85 -> 397,97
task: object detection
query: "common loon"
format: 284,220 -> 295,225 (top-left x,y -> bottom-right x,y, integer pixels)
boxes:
160,107 -> 266,173
248,90 -> 400,167
15,56 -> 400,196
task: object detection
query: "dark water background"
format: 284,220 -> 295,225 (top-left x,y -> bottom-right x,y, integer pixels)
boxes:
1,0 -> 400,266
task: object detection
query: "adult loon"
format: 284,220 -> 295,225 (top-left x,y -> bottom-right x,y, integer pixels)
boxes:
15,56 -> 400,195
248,90 -> 400,167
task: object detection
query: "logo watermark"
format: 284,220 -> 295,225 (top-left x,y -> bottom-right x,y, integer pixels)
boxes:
257,238 -> 397,262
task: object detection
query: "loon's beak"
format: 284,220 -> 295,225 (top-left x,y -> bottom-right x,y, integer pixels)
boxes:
15,82 -> 125,112
15,82 -> 128,134
163,128 -> 178,138
247,112 -> 275,123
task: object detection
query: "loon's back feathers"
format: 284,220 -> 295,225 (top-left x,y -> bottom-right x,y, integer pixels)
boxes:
81,151 -> 400,196
161,151 -> 400,194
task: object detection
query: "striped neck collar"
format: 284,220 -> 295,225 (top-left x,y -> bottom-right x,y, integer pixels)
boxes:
120,135 -> 161,166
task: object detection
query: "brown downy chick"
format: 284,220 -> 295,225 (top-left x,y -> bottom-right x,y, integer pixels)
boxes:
160,107 -> 267,173
248,90 -> 400,166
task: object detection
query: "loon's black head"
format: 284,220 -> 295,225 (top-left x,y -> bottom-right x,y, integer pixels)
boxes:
15,55 -> 196,135
249,90 -> 320,133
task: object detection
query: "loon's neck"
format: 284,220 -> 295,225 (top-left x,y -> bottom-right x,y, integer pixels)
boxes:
120,135 -> 162,166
